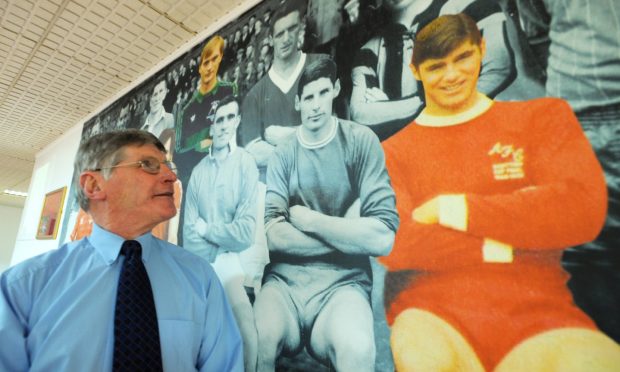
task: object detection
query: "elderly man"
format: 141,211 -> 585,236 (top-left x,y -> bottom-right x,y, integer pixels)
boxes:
381,14 -> 620,371
0,129 -> 243,371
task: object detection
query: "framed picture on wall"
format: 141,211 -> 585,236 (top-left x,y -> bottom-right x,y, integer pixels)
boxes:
36,186 -> 67,240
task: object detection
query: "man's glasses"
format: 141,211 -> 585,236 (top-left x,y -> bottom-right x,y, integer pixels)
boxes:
92,157 -> 176,175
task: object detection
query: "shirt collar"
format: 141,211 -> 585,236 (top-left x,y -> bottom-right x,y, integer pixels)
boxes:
144,108 -> 165,128
208,139 -> 238,159
297,116 -> 338,149
194,80 -> 221,102
268,52 -> 306,94
416,93 -> 493,127
88,223 -> 155,265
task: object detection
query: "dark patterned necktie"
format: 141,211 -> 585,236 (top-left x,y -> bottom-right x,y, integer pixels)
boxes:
113,240 -> 163,372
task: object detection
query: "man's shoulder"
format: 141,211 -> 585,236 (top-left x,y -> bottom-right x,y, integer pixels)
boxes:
305,53 -> 331,65
152,238 -> 185,257
268,136 -> 299,169
1,241 -> 85,286
181,92 -> 201,112
163,111 -> 174,121
216,80 -> 237,94
380,117 -> 419,155
236,147 -> 259,165
192,148 -> 256,168
218,80 -> 236,88
527,96 -> 569,109
193,153 -> 212,170
244,73 -> 272,99
152,238 -> 216,276
146,238 -> 223,299
339,118 -> 380,143
494,97 -> 570,115
275,132 -> 300,154
225,148 -> 259,173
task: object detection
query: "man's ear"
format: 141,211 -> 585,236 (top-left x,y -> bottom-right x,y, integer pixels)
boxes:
295,95 -> 300,111
479,37 -> 487,59
410,63 -> 421,81
333,79 -> 341,99
80,172 -> 106,202
233,115 -> 241,131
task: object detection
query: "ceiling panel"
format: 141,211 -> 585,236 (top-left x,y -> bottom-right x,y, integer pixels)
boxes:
0,0 -> 254,207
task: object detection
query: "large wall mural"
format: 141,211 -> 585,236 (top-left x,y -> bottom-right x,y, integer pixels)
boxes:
58,0 -> 620,370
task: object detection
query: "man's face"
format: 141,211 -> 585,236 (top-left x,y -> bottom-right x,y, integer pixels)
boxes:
296,77 -> 340,133
413,40 -> 485,116
271,11 -> 300,61
210,102 -> 240,150
242,24 -> 249,38
99,144 -> 177,230
199,48 -> 223,89
149,81 -> 167,111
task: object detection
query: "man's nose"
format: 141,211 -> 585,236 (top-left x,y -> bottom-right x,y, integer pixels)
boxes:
161,163 -> 177,182
444,64 -> 459,80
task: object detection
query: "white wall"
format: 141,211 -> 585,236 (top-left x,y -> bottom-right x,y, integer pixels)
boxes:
0,205 -> 23,272
10,123 -> 83,266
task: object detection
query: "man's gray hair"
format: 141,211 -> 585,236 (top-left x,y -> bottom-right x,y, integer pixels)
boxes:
73,129 -> 166,211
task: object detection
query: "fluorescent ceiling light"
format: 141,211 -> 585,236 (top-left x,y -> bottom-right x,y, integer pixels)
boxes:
3,189 -> 28,197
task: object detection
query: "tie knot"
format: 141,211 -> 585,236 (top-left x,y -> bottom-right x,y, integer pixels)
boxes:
121,240 -> 142,259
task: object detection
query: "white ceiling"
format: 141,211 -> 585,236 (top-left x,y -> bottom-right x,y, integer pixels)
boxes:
0,0 -> 252,207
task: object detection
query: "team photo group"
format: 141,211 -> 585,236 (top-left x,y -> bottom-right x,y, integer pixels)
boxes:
32,0 -> 620,370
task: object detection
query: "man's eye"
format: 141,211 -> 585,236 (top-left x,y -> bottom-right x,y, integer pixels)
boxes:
143,159 -> 158,169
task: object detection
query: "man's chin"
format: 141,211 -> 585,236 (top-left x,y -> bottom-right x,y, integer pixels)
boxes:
163,205 -> 177,218
154,211 -> 176,226
155,200 -> 177,218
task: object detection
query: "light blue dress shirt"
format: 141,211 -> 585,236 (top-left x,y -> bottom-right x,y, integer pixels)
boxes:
0,223 -> 243,371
